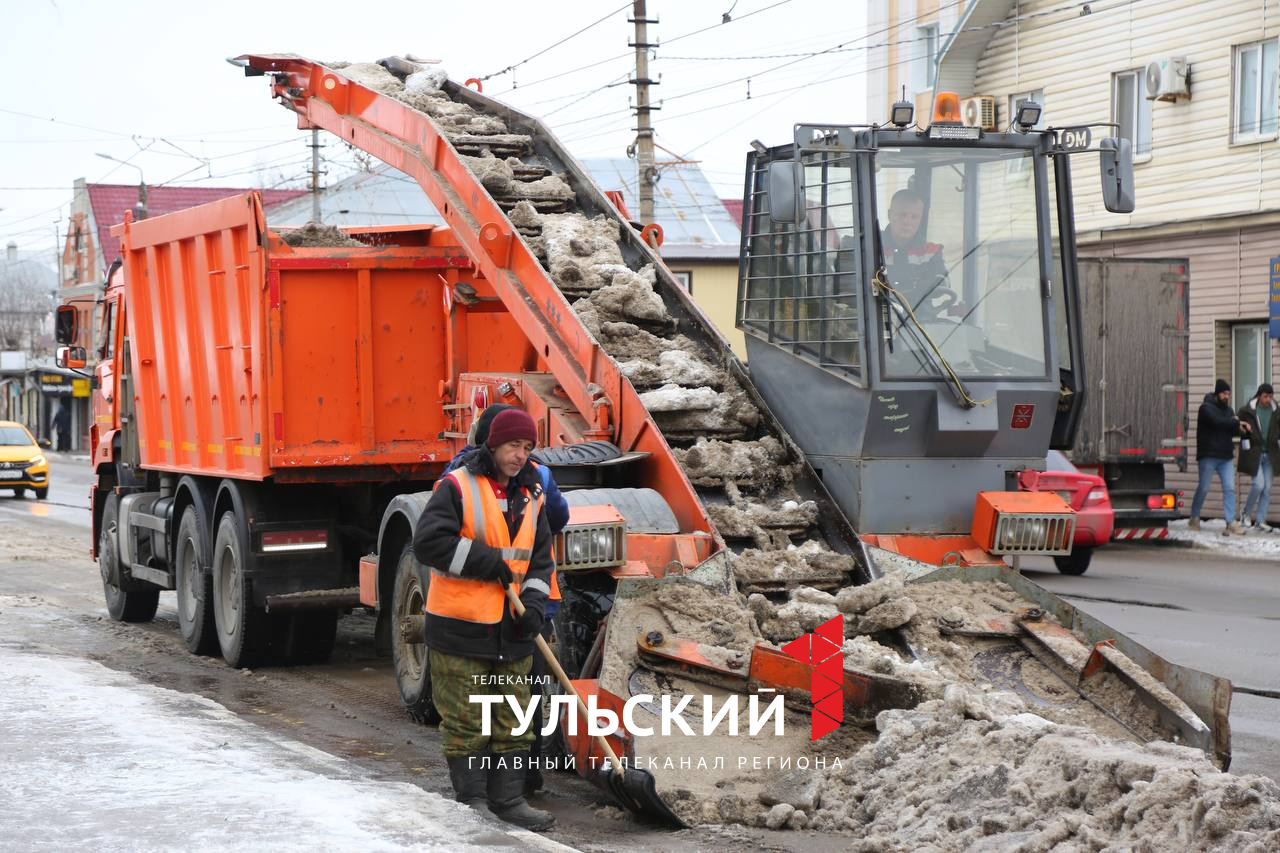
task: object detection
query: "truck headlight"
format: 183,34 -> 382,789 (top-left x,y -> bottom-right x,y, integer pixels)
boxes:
556,519 -> 626,570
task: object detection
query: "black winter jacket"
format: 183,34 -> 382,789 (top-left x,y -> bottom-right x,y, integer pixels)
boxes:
1237,397 -> 1280,476
1196,393 -> 1242,461
412,447 -> 553,661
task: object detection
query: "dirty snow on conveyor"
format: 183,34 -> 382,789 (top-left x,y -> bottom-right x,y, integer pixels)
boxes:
0,638 -> 545,851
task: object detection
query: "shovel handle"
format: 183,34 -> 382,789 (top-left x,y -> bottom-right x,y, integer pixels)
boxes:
504,585 -> 623,774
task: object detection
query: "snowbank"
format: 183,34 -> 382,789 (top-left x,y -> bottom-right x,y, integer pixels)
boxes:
0,644 -> 562,851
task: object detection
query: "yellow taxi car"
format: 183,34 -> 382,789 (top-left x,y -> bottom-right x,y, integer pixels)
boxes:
0,421 -> 49,500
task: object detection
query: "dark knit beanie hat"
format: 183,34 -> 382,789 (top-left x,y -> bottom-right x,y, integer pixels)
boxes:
485,408 -> 537,450
1215,379 -> 1231,394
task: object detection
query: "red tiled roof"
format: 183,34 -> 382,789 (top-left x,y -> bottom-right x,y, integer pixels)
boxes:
722,198 -> 744,229
87,184 -> 306,270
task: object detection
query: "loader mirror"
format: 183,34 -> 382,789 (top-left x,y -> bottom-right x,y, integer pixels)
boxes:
55,304 -> 79,345
767,160 -> 805,226
1099,137 -> 1135,213
56,346 -> 87,370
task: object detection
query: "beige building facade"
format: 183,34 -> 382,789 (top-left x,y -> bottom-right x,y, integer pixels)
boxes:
871,0 -> 1280,519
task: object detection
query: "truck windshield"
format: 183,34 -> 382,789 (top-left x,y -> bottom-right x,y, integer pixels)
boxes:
875,145 -> 1048,381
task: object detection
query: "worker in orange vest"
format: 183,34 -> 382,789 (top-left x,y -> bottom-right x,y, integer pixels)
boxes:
412,408 -> 556,832
443,402 -> 568,797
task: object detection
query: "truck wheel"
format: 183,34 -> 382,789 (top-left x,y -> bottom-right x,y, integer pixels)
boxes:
391,543 -> 440,725
1054,547 -> 1093,576
212,510 -> 270,667
99,493 -> 160,622
276,611 -> 339,665
175,506 -> 218,655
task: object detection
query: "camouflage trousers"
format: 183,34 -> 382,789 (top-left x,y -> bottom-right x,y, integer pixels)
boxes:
429,650 -> 534,758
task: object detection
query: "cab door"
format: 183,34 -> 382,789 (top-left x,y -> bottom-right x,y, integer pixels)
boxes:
93,296 -> 119,437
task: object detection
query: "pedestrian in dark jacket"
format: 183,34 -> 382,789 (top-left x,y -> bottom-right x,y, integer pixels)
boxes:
53,405 -> 71,452
1238,383 -> 1279,530
1190,379 -> 1248,534
412,408 -> 555,831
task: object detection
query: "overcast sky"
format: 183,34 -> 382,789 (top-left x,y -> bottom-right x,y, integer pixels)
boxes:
0,0 -> 871,266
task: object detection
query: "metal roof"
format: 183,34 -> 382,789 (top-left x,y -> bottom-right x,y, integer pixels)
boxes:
86,184 -> 305,265
264,160 -> 741,260
266,165 -> 447,228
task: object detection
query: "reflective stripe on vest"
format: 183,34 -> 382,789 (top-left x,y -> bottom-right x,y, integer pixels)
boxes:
427,467 -> 544,625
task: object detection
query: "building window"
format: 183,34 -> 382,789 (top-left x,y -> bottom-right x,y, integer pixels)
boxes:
911,24 -> 940,94
1007,90 -> 1046,130
1233,39 -> 1279,142
1113,70 -> 1153,158
670,270 -> 692,293
1232,323 -> 1272,402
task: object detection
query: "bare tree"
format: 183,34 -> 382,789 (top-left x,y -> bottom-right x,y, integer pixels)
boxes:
0,262 -> 54,353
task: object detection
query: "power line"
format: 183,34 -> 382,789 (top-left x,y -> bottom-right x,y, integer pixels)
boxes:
534,0 -> 966,133
490,0 -> 794,95
478,2 -> 631,84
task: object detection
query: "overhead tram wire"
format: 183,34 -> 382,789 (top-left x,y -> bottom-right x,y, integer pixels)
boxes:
555,0 -> 1145,144
489,0 -> 795,96
540,0 -> 968,136
477,2 -> 632,86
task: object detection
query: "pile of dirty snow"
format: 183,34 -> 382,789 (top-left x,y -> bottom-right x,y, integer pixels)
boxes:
810,685 -> 1280,851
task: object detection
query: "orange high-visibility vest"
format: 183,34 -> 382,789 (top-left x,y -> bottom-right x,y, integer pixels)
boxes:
427,467 -> 548,624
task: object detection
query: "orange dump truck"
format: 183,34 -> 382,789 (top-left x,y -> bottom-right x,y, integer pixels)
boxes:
55,188 -> 747,668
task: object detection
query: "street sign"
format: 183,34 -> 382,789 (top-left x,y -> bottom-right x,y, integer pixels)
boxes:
1270,256 -> 1280,339
39,373 -> 72,395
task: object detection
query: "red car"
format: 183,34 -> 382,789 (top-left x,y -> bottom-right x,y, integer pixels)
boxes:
1017,451 -> 1114,575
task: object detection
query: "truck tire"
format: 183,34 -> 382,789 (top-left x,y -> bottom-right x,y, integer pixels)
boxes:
391,542 -> 440,725
276,611 -> 339,665
175,506 -> 218,655
1054,546 -> 1093,576
99,493 -> 160,622
212,510 -> 270,667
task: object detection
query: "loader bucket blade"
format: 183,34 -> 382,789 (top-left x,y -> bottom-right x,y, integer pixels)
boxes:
585,762 -> 686,827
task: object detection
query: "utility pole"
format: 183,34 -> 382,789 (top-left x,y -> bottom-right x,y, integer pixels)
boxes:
630,0 -> 659,226
309,129 -> 323,223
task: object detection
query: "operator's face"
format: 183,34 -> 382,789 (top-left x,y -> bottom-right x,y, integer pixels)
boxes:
492,439 -> 533,479
888,198 -> 924,244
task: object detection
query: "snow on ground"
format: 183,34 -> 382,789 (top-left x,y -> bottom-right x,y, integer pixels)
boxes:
1164,518 -> 1280,561
0,644 -> 568,852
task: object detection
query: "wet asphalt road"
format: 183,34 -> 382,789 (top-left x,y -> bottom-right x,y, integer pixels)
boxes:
1,456 -> 1277,849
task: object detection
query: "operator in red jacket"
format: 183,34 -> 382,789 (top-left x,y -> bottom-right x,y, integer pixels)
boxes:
412,408 -> 555,832
880,188 -> 957,320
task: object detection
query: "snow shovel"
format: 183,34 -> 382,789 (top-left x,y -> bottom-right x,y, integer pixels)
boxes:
504,585 -> 685,827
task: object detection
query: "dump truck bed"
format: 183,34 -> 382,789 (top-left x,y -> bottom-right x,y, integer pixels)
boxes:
115,197 -> 472,480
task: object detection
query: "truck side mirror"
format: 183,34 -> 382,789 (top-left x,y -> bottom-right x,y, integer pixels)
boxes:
56,346 -> 87,370
1099,137 -> 1135,213
55,304 -> 79,345
767,160 -> 805,226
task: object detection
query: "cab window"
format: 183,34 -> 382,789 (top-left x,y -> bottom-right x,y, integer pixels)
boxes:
100,301 -> 116,359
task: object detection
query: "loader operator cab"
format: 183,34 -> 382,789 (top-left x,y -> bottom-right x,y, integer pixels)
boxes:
737,100 -> 1135,543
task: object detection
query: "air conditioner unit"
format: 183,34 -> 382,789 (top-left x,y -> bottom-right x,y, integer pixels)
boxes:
1145,56 -> 1189,102
962,95 -> 997,131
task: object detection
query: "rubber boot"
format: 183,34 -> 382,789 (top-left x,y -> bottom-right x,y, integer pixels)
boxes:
488,752 -> 555,831
447,755 -> 489,809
